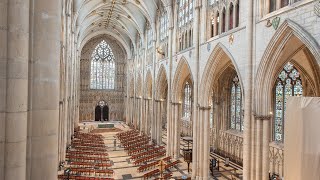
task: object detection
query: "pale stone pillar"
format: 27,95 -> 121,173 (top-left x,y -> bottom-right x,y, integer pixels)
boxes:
158,100 -> 163,144
243,0 -> 254,178
5,0 -> 29,179
166,101 -> 171,156
0,1 -> 7,177
233,4 -> 236,28
173,103 -> 180,159
256,119 -> 262,179
170,103 -> 175,156
151,100 -> 156,142
192,1 -> 201,178
198,108 -> 204,179
262,118 -> 271,180
27,0 -> 61,179
203,108 -> 210,180
226,7 -> 230,31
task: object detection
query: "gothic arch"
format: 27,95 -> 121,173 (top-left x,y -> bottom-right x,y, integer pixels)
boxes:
199,43 -> 244,107
172,56 -> 194,102
255,19 -> 320,115
156,65 -> 168,100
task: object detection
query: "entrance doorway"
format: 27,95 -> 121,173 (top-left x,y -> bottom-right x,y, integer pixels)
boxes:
95,100 -> 109,121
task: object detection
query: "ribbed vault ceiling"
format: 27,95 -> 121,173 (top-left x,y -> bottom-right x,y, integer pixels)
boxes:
74,0 -> 171,58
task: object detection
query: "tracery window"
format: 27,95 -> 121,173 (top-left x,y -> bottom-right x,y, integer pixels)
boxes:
230,76 -> 243,131
183,81 -> 192,118
269,0 -> 302,13
274,62 -> 303,142
160,12 -> 169,41
178,0 -> 194,28
90,40 -> 115,90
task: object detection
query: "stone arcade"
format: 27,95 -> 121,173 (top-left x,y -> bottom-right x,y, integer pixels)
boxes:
0,0 -> 319,180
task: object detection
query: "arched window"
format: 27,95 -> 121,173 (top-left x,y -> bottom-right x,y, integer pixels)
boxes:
269,0 -> 276,12
235,2 -> 239,27
183,81 -> 192,118
230,76 -> 243,131
216,12 -> 220,35
229,3 -> 234,30
274,62 -> 303,142
90,40 -> 115,90
221,8 -> 226,33
160,12 -> 168,41
178,0 -> 194,28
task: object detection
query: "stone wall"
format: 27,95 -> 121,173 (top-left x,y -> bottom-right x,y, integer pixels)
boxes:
79,35 -> 126,121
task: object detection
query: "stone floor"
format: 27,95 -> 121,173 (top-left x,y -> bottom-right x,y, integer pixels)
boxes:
79,121 -> 242,180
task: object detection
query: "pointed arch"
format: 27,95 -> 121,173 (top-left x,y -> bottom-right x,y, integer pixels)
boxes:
199,43 -> 244,107
156,65 -> 168,100
255,19 -> 320,115
172,56 -> 194,102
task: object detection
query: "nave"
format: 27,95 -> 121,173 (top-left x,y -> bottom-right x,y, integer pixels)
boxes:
58,121 -> 245,180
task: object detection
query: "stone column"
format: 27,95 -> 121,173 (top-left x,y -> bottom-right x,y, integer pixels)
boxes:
158,100 -> 163,144
151,100 -> 156,142
5,0 -> 29,179
173,103 -> 180,159
262,117 -> 271,180
256,119 -> 262,179
166,102 -> 171,156
243,0 -> 254,178
170,103 -> 175,156
198,108 -> 204,179
233,4 -> 236,28
192,0 -> 201,178
203,108 -> 210,180
27,0 -> 61,179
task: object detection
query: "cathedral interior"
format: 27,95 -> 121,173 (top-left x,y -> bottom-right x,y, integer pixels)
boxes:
0,0 -> 320,180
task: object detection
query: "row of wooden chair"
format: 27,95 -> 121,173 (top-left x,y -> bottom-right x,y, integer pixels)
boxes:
67,151 -> 109,157
74,147 -> 107,152
127,144 -> 154,155
130,146 -> 164,160
142,169 -> 160,180
137,156 -> 172,172
70,162 -> 112,169
58,174 -> 114,180
133,151 -> 166,165
165,160 -> 182,170
68,155 -> 110,162
72,142 -> 106,148
121,136 -> 149,145
155,173 -> 173,179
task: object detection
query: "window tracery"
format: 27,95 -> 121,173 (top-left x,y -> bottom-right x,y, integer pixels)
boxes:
230,76 -> 243,131
178,0 -> 194,51
274,62 -> 303,142
90,40 -> 115,90
183,81 -> 192,118
208,0 -> 240,38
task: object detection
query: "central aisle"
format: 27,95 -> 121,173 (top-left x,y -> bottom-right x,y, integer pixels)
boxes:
98,122 -> 189,180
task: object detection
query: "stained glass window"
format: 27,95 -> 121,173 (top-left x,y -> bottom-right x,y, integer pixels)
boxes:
178,0 -> 194,28
90,40 -> 115,90
274,62 -> 303,142
210,91 -> 214,128
183,81 -> 192,118
230,76 -> 243,131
